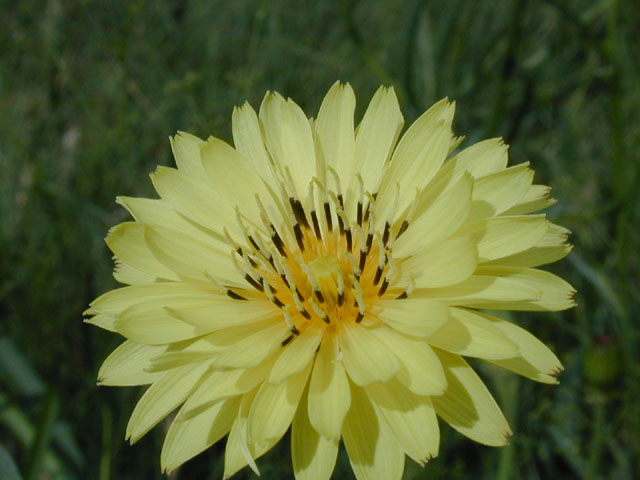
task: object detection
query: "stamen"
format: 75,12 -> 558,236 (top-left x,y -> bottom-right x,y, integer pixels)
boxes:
263,278 -> 284,308
281,334 -> 294,347
327,165 -> 342,197
271,227 -> 287,256
290,197 -> 310,229
350,274 -> 366,322
293,223 -> 305,252
299,259 -> 324,303
308,297 -> 330,324
337,273 -> 345,306
345,252 -> 361,278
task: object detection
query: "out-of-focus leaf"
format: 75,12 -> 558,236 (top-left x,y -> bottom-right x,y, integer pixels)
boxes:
0,337 -> 46,397
0,444 -> 23,480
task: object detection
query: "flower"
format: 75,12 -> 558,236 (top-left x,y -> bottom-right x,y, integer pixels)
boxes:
85,81 -> 575,479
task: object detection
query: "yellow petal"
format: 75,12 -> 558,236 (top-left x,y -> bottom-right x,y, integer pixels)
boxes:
535,222 -> 571,247
247,360 -> 312,445
475,266 -> 576,311
144,224 -> 242,285
456,215 -> 549,262
232,102 -> 274,180
269,327 -> 324,384
503,184 -> 555,215
394,172 -> 472,257
376,99 -> 453,224
169,131 -> 206,178
426,307 -> 519,360
126,362 -> 210,443
419,274 -> 541,309
105,222 -> 178,280
308,333 -> 351,440
372,326 -> 446,396
342,381 -> 405,480
340,322 -> 400,386
292,387 -> 339,480
314,81 -> 356,185
443,138 -> 508,179
97,340 -> 165,386
374,297 -> 450,338
482,311 -> 563,383
212,321 -> 289,369
432,349 -> 511,446
259,92 -> 316,204
366,379 -> 439,465
113,259 -> 157,286
484,244 -> 573,268
161,396 -> 240,473
400,236 -> 477,289
85,313 -> 117,332
351,86 -> 404,201
469,163 -> 533,218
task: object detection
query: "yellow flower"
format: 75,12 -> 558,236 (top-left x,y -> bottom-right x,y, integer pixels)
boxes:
86,82 -> 575,479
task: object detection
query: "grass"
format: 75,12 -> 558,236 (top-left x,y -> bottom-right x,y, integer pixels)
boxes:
1,0 -> 638,478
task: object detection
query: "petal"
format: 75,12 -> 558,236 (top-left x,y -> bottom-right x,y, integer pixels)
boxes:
426,307 -> 519,360
85,313 -> 117,332
400,236 -> 477,289
259,92 -> 316,202
482,311 -> 563,383
269,327 -> 324,384
112,260 -> 157,286
469,163 -> 533,219
144,225 -> 242,285
161,396 -> 240,473
442,138 -> 508,179
475,266 -> 576,311
372,326 -> 446,396
503,184 -> 556,215
484,244 -> 573,268
105,222 -> 178,280
213,321 -> 289,369
232,102 -> 274,180
169,131 -> 206,178
456,215 -> 549,262
97,340 -> 165,386
377,98 -> 454,220
374,297 -> 450,338
394,172 -> 472,257
432,349 -> 511,446
350,86 -> 404,201
339,322 -> 400,386
308,333 -> 351,440
366,379 -> 439,465
292,387 -> 339,480
126,362 -> 211,443
342,381 -> 405,480
314,81 -> 356,186
247,360 -> 312,445
419,274 -> 541,309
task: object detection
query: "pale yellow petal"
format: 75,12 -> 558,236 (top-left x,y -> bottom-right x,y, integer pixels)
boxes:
351,86 -> 404,200
394,172 -> 472,257
456,215 -> 549,262
376,99 -> 454,225
342,381 -> 405,480
113,259 -> 157,285
259,92 -> 316,204
308,333 -> 351,440
400,236 -> 477,289
144,224 -> 242,285
426,307 -> 518,360
503,184 -> 555,215
105,222 -> 178,280
442,138 -> 508,179
373,297 -> 450,338
484,244 -> 573,268
97,340 -> 165,386
213,321 -> 289,369
314,81 -> 356,185
232,102 -> 273,180
371,326 -> 446,396
247,360 -> 312,445
534,222 -> 571,247
169,131 -> 206,178
150,166 -> 236,236
432,350 -> 511,446
475,266 -> 576,311
366,379 -> 439,465
419,274 -> 541,309
126,362 -> 210,443
469,163 -> 533,219
85,313 -> 117,332
161,397 -> 240,473
292,387 -> 339,480
340,322 -> 400,386
269,327 -> 324,384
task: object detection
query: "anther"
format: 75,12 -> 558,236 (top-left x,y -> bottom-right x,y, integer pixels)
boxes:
378,278 -> 389,296
308,297 -> 330,324
293,224 -> 305,252
227,290 -> 248,301
290,197 -> 310,229
281,334 -> 294,347
397,219 -> 409,238
382,222 -> 391,245
271,227 -> 286,256
323,202 -> 333,232
311,210 -> 321,239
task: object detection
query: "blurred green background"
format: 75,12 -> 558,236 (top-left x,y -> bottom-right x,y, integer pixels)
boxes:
1,0 -> 639,478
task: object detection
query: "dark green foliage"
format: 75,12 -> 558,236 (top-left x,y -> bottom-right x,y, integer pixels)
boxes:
1,0 -> 638,478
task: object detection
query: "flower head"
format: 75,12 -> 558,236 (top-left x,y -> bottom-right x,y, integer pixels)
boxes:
86,82 -> 575,479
